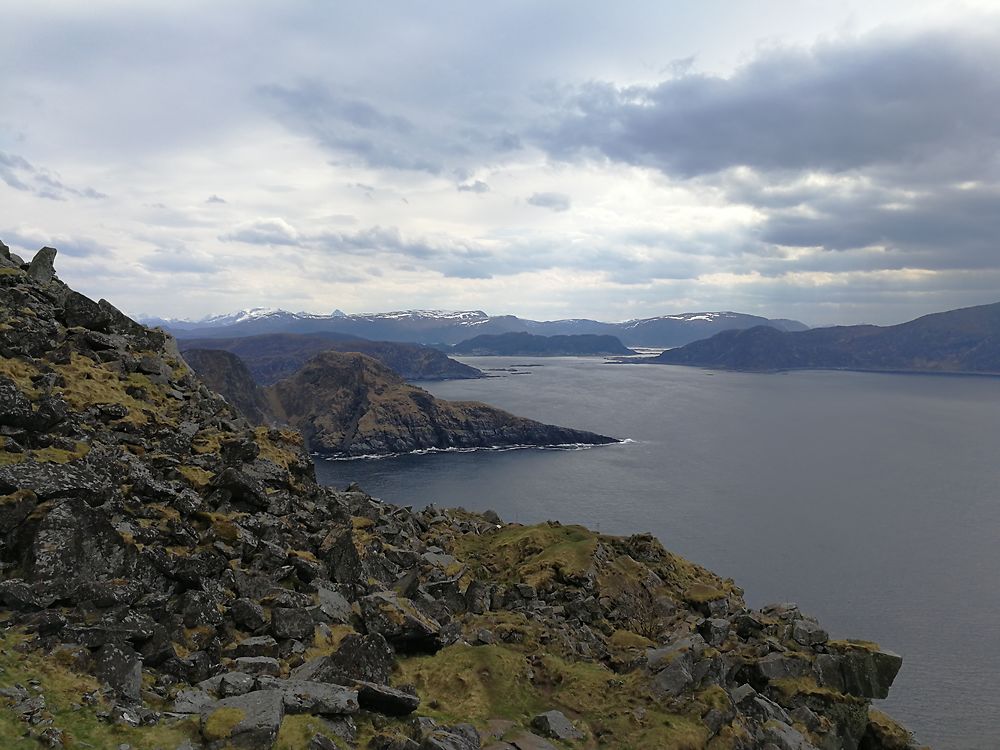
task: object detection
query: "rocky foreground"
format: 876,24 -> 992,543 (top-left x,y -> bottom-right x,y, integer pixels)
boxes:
0,243 -> 922,749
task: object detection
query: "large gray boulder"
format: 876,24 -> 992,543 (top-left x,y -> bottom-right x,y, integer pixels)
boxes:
814,646 -> 902,699
200,690 -> 285,748
530,710 -> 583,740
255,676 -> 359,715
292,632 -> 395,685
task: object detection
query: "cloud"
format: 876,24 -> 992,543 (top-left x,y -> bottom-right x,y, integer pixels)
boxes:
220,217 -> 301,246
2,227 -> 101,258
527,192 -> 571,212
0,150 -> 107,201
540,29 -> 1000,180
206,194 -> 226,204
458,180 -> 490,193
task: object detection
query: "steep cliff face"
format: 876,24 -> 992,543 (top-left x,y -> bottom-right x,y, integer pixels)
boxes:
0,242 -> 920,750
181,348 -> 272,425
266,351 -> 618,456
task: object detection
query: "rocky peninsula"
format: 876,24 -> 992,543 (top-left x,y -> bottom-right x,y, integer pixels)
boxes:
0,243 -> 922,749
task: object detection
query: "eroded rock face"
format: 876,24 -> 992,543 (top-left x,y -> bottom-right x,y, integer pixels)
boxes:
0,241 -> 919,750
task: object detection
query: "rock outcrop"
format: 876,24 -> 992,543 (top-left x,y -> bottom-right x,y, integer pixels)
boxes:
0,243 -> 921,749
264,351 -> 618,457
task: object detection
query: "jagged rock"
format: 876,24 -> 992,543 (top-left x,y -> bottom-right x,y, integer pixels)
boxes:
235,635 -> 279,658
219,672 -> 256,697
292,632 -> 395,685
271,606 -> 316,640
173,689 -> 215,714
233,656 -> 281,677
815,647 -> 903,699
370,735 -> 421,750
761,720 -> 819,750
231,598 -> 268,632
423,727 -> 481,750
792,619 -> 828,646
699,617 -> 730,646
255,676 -> 359,715
316,586 -> 354,623
0,461 -> 109,502
63,290 -> 111,330
27,247 -> 57,283
361,591 -> 442,652
530,711 -> 582,740
200,690 -> 284,748
356,682 -> 420,716
0,375 -> 33,427
756,651 -> 813,682
94,642 -> 142,703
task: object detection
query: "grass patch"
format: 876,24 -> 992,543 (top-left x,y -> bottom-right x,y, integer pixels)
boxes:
0,629 -> 198,749
275,715 -> 350,750
202,706 -> 245,742
177,464 -> 213,489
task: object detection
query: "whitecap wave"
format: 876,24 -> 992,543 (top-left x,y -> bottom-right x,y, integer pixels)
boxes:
320,438 -> 632,462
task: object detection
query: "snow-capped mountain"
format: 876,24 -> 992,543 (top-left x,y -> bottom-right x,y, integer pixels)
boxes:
144,306 -> 806,347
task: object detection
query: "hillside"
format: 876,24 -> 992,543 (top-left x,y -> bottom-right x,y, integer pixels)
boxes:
179,332 -> 483,385
150,308 -> 807,348
266,351 -> 618,456
0,241 -> 918,750
451,332 -> 634,356
182,348 -> 272,425
651,301 -> 1000,373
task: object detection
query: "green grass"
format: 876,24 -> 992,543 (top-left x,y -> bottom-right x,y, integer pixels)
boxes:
0,629 -> 198,749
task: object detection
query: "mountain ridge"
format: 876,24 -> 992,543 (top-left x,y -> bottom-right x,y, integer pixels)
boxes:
648,300 -> 1000,374
145,308 -> 808,347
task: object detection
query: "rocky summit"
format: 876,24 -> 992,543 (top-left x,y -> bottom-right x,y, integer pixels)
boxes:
0,243 -> 921,749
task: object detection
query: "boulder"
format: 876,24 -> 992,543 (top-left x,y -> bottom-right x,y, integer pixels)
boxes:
792,619 -> 828,646
530,710 -> 583,740
200,690 -> 284,748
63,290 -> 110,331
235,635 -> 279,658
292,632 -> 395,685
361,591 -> 442,653
27,246 -> 57,284
356,681 -> 420,716
233,656 -> 281,677
255,676 -> 359,715
272,606 -> 316,641
0,375 -> 33,427
94,642 -> 142,703
814,646 -> 902,700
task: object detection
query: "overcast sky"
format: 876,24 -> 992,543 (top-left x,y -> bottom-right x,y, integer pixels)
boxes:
3,1 -> 999,325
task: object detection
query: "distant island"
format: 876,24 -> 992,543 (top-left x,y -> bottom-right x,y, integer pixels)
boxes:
179,331 -> 483,385
184,348 -> 617,457
646,301 -> 1000,374
451,331 -> 635,356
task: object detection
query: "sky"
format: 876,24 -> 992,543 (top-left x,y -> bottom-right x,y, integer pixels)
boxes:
2,1 -> 1000,326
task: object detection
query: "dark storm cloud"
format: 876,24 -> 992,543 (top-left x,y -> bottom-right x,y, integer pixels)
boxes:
540,30 -> 1000,179
527,192 -> 571,212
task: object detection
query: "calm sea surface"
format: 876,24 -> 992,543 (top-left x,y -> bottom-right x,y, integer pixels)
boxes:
314,357 -> 1000,749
